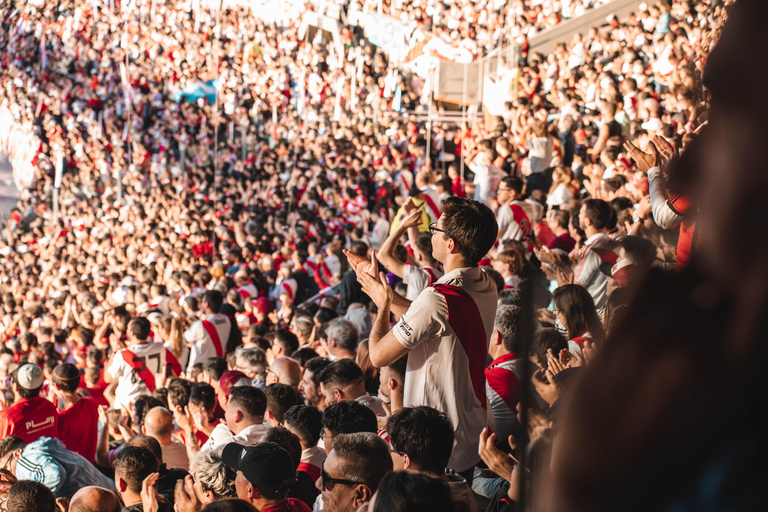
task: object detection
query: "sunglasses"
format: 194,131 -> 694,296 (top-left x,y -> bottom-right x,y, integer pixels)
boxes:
320,460 -> 364,491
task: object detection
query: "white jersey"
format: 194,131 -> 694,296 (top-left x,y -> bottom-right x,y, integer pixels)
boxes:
184,313 -> 231,373
202,422 -> 267,453
108,342 -> 177,409
393,266 -> 498,471
403,264 -> 443,301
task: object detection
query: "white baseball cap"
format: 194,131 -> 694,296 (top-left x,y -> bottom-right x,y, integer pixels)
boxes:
17,363 -> 44,390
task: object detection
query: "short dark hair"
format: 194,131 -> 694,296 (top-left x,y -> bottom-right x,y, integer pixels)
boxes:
167,378 -> 192,409
494,306 -> 523,353
134,396 -> 165,430
190,383 -> 217,412
290,347 -> 320,368
387,407 -> 454,475
262,427 -> 302,470
322,401 -> 378,436
7,480 -> 56,512
0,436 -> 26,460
126,434 -> 163,463
203,358 -> 229,382
440,197 -> 498,265
387,355 -> 408,383
264,384 -> 298,424
317,359 -> 363,388
114,446 -> 160,494
283,405 -> 323,446
582,199 -> 613,231
128,317 -> 152,341
204,290 -> 224,313
373,472 -> 453,512
531,328 -> 569,369
228,386 -> 267,419
501,176 -> 524,195
304,357 -> 332,388
274,329 -> 300,356
332,433 -> 392,492
413,232 -> 434,261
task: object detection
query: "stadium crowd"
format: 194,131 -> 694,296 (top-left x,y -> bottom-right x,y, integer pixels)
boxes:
0,0 -> 731,511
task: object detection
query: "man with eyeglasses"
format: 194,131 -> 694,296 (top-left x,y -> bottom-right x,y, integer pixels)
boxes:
347,196 -> 499,484
316,433 -> 392,512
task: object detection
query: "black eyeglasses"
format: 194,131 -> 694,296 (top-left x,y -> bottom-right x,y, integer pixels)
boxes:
321,460 -> 364,491
389,448 -> 406,457
428,223 -> 446,235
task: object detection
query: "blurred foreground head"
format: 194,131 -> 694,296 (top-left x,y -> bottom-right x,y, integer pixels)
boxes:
547,2 -> 768,511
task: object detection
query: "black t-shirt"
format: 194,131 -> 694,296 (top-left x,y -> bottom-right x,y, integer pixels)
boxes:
289,470 -> 319,508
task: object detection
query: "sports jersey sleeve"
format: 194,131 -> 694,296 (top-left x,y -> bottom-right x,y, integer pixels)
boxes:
648,166 -> 683,229
575,249 -> 602,287
402,264 -> 429,289
392,288 -> 445,350
165,349 -> 182,376
107,351 -> 125,381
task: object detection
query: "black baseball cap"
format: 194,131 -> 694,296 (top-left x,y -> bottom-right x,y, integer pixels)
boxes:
221,442 -> 295,494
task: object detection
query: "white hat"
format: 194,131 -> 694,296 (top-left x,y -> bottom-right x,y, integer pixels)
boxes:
17,363 -> 44,390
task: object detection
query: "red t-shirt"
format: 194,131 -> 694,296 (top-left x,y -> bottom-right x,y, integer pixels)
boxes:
176,427 -> 210,448
80,370 -> 109,408
668,193 -> 697,271
58,397 -> 99,463
0,396 -> 59,443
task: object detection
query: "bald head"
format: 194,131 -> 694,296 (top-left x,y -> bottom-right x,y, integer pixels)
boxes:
143,406 -> 174,440
271,357 -> 302,388
69,487 -> 121,512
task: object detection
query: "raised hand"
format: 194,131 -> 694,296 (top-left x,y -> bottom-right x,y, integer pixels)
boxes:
532,368 -> 565,405
357,269 -> 393,309
401,208 -> 423,229
547,349 -> 566,375
478,427 -> 519,483
174,475 -> 202,512
140,472 -> 160,512
624,140 -> 660,173
582,339 -> 598,363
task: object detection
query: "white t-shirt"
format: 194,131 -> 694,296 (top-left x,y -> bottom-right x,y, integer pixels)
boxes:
184,314 -> 231,373
392,266 -> 498,471
108,342 -> 175,409
202,422 -> 267,453
403,264 -> 444,301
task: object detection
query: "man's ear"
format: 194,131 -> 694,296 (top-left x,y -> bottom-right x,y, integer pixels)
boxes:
402,453 -> 412,471
354,484 -> 373,508
388,378 -> 398,392
117,477 -> 127,493
248,482 -> 258,501
490,330 -> 501,347
141,424 -> 147,435
334,388 -> 343,402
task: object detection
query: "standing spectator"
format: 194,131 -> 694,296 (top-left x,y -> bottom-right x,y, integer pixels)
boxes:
201,386 -> 267,452
318,360 -> 387,416
5,480 -> 57,512
142,407 -> 189,471
496,177 -> 532,252
69,486 -> 121,512
53,363 -> 98,463
298,358 -> 332,410
0,364 -> 58,444
283,405 -> 325,485
184,291 -> 232,373
105,318 -> 181,410
573,199 -> 617,309
323,319 -> 360,361
113,446 -> 167,512
188,450 -> 237,506
350,197 -> 498,479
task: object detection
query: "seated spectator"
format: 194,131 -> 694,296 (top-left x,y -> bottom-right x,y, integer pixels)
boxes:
262,427 -> 318,507
283,405 -> 325,483
369,472 -> 453,512
52,363 -> 98,463
318,360 -> 386,416
0,435 -> 114,499
319,433 -> 392,512
142,407 -> 189,470
114,446 -> 168,512
266,357 -> 302,389
299,358 -> 331,410
387,407 -> 480,512
269,330 -> 301,364
69,486 -> 121,512
221,442 -> 310,511
202,386 -> 267,452
189,450 -> 237,506
264,384 -> 299,427
321,401 -> 378,455
0,364 -> 58,443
